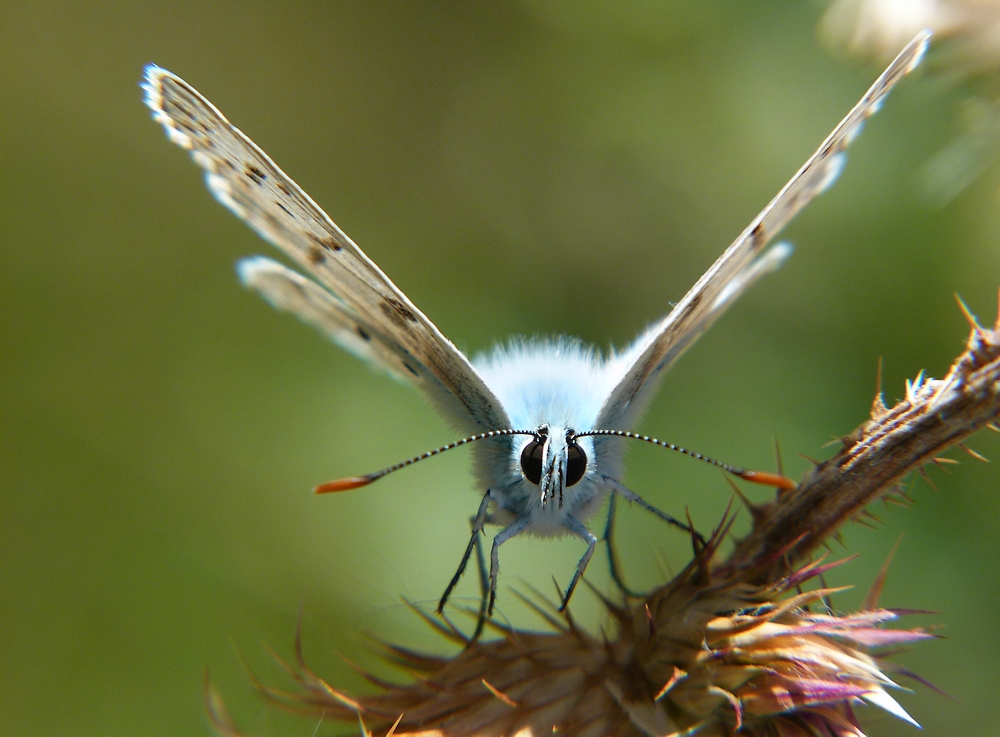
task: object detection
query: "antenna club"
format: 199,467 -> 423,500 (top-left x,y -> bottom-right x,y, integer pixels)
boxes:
315,476 -> 374,493
737,470 -> 797,491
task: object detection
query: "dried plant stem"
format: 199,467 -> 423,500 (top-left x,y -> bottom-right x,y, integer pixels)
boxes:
727,303 -> 1000,578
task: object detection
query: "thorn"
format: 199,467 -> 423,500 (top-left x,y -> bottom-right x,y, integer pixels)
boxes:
581,578 -> 627,621
860,508 -> 883,525
930,458 -> 953,474
654,667 -> 687,701
996,286 -> 1000,330
955,293 -> 982,331
853,516 -> 879,530
773,437 -> 785,478
884,493 -> 913,509
918,465 -> 939,491
863,535 -> 903,610
482,679 -> 518,707
644,603 -> 656,638
959,443 -> 989,462
818,572 -> 835,613
905,371 -> 926,403
386,714 -> 405,737
688,508 -> 711,583
871,357 -> 888,419
931,456 -> 960,465
798,453 -> 822,466
723,475 -> 767,524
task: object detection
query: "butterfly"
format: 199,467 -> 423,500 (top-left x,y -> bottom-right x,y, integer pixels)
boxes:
143,30 -> 928,622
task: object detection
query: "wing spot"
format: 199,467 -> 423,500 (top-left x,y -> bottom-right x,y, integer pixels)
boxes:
355,326 -> 371,341
403,362 -> 419,377
676,291 -> 703,323
381,298 -> 418,327
245,164 -> 267,184
751,223 -> 766,250
276,201 -> 293,218
309,233 -> 343,252
277,181 -> 291,195
307,245 -> 326,265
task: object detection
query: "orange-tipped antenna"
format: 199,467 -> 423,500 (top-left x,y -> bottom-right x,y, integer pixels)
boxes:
314,429 -> 538,494
573,429 -> 797,491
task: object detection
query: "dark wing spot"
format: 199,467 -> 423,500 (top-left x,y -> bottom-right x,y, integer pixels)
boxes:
750,223 -> 766,250
403,362 -> 419,377
245,164 -> 267,185
276,181 -> 291,195
380,298 -> 418,327
276,201 -> 293,217
309,233 -> 343,253
355,326 -> 371,341
307,245 -> 326,265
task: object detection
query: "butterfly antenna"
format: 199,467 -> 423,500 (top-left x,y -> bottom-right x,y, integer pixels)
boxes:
315,429 -> 538,493
574,430 -> 796,491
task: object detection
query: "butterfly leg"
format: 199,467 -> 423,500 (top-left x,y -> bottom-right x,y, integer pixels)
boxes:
487,515 -> 531,615
603,493 -> 644,599
558,516 -> 598,611
438,489 -> 492,615
469,522 -> 491,640
603,476 -> 707,547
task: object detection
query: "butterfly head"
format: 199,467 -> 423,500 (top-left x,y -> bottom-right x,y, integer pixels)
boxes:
518,426 -> 588,507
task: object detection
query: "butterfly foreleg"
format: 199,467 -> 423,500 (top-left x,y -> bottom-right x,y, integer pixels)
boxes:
603,476 -> 707,547
487,515 -> 531,615
470,520 -> 490,640
558,516 -> 598,612
438,489 -> 492,616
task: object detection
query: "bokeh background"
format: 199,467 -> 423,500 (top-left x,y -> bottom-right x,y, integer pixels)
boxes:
2,2 -> 999,735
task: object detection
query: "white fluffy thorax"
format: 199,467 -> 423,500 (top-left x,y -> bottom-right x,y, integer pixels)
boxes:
472,337 -> 625,432
467,337 -> 631,536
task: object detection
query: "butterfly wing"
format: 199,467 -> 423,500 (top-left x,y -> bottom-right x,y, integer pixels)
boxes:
143,65 -> 510,433
595,31 -> 929,430
238,256 -> 431,385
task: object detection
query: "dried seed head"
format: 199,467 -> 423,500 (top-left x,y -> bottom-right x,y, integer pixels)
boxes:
213,534 -> 933,737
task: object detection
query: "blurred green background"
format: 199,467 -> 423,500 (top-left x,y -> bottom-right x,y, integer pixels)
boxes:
2,2 -> 999,735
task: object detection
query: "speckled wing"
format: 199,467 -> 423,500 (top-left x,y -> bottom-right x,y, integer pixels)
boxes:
143,65 -> 509,434
596,30 -> 930,431
238,256 -> 423,385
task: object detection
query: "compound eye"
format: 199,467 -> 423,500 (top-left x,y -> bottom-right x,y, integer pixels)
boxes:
566,442 -> 587,486
519,439 -> 544,485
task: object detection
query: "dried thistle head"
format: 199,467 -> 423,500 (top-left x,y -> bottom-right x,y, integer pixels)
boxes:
208,306 -> 1000,737
211,526 -> 933,737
